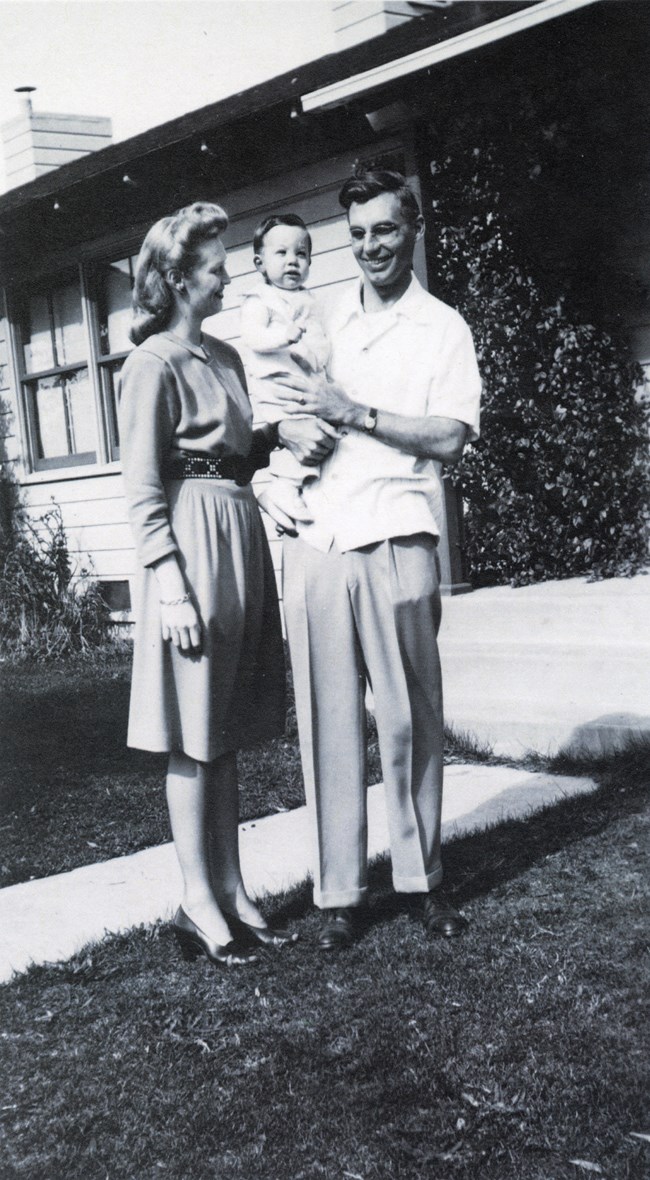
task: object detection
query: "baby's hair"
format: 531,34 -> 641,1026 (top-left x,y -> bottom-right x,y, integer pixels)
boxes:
253,213 -> 312,258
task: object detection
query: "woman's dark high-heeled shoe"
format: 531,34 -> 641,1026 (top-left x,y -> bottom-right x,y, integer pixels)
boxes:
224,913 -> 299,949
172,907 -> 257,967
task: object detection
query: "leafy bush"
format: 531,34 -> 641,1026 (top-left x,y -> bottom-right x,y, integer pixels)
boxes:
0,501 -> 114,661
427,143 -> 650,587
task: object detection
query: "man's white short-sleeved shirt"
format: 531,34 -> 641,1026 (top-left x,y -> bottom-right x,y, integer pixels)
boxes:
296,273 -> 481,553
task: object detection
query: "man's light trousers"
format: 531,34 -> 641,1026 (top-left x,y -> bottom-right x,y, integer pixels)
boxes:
283,532 -> 445,908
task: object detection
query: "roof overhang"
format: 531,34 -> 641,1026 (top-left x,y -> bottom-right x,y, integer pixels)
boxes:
0,2 -> 559,220
302,0 -> 599,112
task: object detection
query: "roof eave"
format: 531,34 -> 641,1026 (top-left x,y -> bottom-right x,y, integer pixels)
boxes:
0,0 -> 536,216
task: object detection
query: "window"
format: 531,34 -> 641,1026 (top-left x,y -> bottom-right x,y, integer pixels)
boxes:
19,277 -> 97,469
14,252 -> 138,471
95,255 -> 137,460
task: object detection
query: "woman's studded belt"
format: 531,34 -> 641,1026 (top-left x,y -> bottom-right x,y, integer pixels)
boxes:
162,451 -> 252,485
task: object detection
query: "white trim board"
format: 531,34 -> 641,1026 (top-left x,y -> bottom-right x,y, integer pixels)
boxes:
302,0 -> 599,113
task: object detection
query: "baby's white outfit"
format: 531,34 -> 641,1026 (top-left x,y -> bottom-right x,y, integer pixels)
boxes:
240,283 -> 330,518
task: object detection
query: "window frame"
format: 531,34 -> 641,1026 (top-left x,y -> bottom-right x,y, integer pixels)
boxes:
89,253 -> 138,463
9,248 -> 139,475
15,269 -> 99,472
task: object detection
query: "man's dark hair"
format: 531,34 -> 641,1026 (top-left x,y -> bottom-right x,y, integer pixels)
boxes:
253,213 -> 312,257
338,169 -> 422,225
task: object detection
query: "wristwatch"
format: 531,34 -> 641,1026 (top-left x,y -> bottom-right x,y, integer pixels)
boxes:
362,406 -> 378,434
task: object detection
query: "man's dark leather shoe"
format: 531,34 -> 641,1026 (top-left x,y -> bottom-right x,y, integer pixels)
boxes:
317,907 -> 359,950
421,891 -> 468,938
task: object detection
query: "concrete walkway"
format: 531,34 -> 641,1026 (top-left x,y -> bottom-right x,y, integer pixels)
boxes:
0,763 -> 597,983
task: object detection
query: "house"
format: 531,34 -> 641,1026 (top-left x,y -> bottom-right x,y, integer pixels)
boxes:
0,0 -> 648,618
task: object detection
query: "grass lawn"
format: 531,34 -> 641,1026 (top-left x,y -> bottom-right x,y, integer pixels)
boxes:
1,744 -> 648,1179
0,652 -> 492,888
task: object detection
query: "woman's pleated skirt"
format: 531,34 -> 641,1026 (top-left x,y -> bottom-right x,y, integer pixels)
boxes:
127,480 -> 285,762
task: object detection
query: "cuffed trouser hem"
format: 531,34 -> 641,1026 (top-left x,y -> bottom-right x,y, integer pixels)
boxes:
393,865 -> 443,894
315,886 -> 369,910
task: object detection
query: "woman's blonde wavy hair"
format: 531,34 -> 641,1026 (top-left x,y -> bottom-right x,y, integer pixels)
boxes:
130,202 -> 228,345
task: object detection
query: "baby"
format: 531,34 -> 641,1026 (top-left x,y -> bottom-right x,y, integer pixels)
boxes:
239,213 -> 330,521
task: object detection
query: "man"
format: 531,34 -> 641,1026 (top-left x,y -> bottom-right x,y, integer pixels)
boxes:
268,169 -> 481,949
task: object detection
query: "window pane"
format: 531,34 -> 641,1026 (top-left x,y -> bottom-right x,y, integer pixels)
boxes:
23,294 -> 54,373
67,369 -> 96,454
99,257 -> 135,356
34,375 -> 68,457
32,368 -> 95,461
52,281 -> 85,366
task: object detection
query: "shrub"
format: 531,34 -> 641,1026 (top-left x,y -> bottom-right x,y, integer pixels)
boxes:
427,143 -> 650,587
0,501 -> 114,661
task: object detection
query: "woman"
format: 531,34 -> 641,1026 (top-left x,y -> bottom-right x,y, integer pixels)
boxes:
119,202 -> 292,968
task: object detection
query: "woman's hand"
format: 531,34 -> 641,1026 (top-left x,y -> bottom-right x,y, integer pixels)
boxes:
278,417 -> 342,465
160,598 -> 202,653
152,554 -> 202,653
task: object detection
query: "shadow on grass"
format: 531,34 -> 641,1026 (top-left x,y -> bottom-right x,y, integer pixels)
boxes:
270,740 -> 650,936
0,658 -> 136,783
0,654 -> 306,884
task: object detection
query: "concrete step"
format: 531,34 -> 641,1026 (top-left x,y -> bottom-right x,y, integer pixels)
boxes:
440,577 -> 649,643
440,603 -> 647,644
443,698 -> 650,758
440,639 -> 649,705
437,572 -> 650,757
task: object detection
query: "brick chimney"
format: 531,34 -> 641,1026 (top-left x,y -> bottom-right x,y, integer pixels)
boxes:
1,87 -> 112,191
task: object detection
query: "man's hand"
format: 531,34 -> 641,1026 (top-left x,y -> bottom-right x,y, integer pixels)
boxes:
275,370 -> 358,427
278,417 -> 342,465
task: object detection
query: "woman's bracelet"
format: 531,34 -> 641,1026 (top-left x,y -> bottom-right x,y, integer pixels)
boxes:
159,592 -> 191,607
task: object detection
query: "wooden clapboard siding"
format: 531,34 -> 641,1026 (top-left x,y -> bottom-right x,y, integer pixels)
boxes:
69,549 -> 136,580
220,148 -> 385,224
35,520 -> 131,554
19,471 -> 132,582
22,470 -> 125,508
25,492 -> 127,528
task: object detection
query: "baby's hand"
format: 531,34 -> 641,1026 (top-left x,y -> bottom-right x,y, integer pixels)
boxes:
289,348 -> 318,375
285,324 -> 303,344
